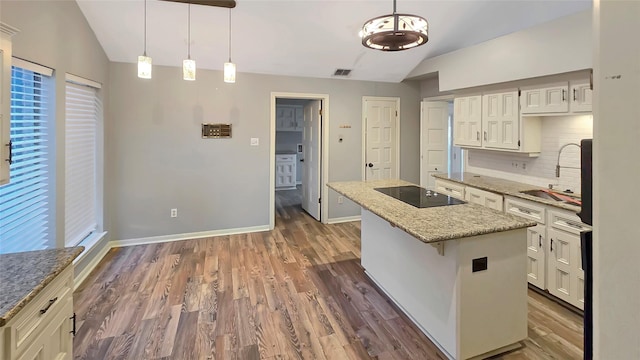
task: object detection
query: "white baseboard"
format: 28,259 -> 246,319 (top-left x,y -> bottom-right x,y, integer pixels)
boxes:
326,215 -> 361,224
73,232 -> 110,290
110,225 -> 270,248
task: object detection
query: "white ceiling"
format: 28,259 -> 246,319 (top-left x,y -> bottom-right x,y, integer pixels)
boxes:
76,0 -> 592,83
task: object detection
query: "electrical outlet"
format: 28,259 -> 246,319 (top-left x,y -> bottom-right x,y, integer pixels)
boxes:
338,196 -> 344,204
170,208 -> 178,218
522,162 -> 527,170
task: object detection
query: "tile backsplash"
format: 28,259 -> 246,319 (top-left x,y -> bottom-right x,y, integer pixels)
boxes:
466,115 -> 593,194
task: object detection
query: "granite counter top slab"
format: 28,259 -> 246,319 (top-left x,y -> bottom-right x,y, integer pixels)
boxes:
0,247 -> 84,326
433,172 -> 581,212
328,179 -> 536,244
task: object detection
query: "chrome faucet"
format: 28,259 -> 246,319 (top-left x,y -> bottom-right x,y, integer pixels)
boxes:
556,142 -> 581,177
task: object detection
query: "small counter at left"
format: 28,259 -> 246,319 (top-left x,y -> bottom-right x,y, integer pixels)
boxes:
0,247 -> 84,360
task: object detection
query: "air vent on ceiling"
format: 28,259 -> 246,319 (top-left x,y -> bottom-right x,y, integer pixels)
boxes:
333,69 -> 352,77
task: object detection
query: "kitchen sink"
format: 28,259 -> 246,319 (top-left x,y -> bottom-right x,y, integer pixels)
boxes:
520,189 -> 581,206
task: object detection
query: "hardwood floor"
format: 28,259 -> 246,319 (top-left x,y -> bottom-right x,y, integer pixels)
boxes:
73,187 -> 583,359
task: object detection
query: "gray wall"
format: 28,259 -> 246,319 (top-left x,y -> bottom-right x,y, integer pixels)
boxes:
1,1 -> 110,248
108,62 -> 421,240
593,1 -> 640,357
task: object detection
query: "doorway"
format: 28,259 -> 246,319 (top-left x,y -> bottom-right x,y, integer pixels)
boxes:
270,93 -> 329,229
420,97 -> 463,188
362,97 -> 400,180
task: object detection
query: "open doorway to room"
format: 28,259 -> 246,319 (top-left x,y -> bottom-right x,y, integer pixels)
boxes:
420,97 -> 463,188
270,93 -> 329,229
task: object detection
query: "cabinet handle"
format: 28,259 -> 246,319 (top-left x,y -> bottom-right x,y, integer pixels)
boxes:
5,141 -> 11,165
539,234 -> 542,248
70,313 -> 77,336
445,187 -> 453,192
484,131 -> 487,141
562,89 -> 566,102
550,239 -> 554,252
476,131 -> 480,141
573,89 -> 577,101
40,297 -> 58,315
519,208 -> 532,215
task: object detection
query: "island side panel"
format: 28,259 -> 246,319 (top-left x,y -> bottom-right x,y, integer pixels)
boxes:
360,209 -> 460,359
456,229 -> 528,359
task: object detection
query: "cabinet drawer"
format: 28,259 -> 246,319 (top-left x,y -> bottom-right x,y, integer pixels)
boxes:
434,179 -> 465,200
548,209 -> 591,235
275,155 -> 295,162
9,266 -> 73,355
505,197 -> 546,224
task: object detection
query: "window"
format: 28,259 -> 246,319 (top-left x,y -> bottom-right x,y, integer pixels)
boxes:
64,76 -> 102,247
0,66 -> 52,254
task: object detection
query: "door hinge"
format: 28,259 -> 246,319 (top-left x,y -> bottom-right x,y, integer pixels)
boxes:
318,198 -> 321,204
319,109 -> 323,116
518,140 -> 521,147
518,90 -> 521,97
395,110 -> 398,117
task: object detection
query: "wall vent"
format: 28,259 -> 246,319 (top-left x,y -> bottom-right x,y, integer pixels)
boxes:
333,69 -> 352,77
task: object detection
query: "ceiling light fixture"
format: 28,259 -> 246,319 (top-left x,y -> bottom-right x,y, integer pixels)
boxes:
224,8 -> 236,83
361,0 -> 428,51
183,4 -> 196,80
138,0 -> 152,78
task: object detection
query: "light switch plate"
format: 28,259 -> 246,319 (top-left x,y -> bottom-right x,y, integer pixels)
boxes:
250,138 -> 259,146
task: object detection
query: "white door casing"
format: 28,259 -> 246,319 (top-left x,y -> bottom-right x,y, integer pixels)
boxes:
420,101 -> 449,189
363,97 -> 399,181
302,100 -> 321,221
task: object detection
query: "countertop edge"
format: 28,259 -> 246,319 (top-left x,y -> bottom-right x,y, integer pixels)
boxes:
0,247 -> 84,327
328,182 -> 536,244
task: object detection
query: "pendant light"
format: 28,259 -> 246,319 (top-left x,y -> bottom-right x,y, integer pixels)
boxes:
138,0 -> 152,78
183,4 -> 196,81
224,8 -> 236,83
361,0 -> 428,51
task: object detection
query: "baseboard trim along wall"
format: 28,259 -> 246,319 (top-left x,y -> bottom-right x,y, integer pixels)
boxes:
326,216 -> 361,224
73,232 -> 110,290
73,225 -> 270,289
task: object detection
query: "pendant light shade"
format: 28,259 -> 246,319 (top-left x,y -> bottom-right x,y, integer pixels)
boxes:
183,4 -> 196,81
361,0 -> 428,51
224,62 -> 236,83
224,8 -> 236,83
138,0 -> 152,78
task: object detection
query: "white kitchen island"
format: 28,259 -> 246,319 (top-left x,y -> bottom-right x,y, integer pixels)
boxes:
328,179 -> 537,360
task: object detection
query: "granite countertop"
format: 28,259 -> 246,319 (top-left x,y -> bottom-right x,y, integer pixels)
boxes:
433,172 -> 581,212
328,179 -> 536,244
0,247 -> 84,326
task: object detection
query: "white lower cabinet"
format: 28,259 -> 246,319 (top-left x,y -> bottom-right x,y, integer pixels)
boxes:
506,196 -> 589,310
275,154 -> 296,190
434,179 -> 465,200
464,187 -> 503,211
2,266 -> 75,360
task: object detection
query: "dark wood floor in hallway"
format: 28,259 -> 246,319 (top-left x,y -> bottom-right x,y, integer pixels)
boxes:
73,187 -> 583,359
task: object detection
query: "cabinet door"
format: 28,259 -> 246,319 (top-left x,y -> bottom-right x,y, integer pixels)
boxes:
464,188 -> 483,206
453,96 -> 482,147
547,228 -> 581,308
521,85 -> 569,114
527,224 -> 546,289
276,105 -> 296,131
294,106 -> 304,131
0,33 -> 12,185
483,191 -> 504,212
434,179 -> 465,200
570,81 -> 592,113
482,92 -> 519,150
42,299 -> 73,360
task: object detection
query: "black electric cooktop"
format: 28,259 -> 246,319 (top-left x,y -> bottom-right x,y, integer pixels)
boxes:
375,185 -> 466,208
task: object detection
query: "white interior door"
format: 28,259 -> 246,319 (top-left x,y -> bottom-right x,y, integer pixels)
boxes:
420,101 -> 449,189
364,98 -> 398,180
302,100 -> 321,221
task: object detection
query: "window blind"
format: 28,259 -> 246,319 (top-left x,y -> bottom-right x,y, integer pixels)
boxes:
0,66 -> 51,254
65,82 -> 100,247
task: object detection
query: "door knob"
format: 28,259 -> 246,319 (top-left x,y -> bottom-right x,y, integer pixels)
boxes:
367,163 -> 373,168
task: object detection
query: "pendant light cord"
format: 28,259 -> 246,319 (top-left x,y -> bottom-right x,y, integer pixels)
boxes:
188,4 -> 191,59
228,9 -> 232,62
143,0 -> 147,56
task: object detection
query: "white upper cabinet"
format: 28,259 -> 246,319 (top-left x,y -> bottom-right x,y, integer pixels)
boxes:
276,104 -> 303,132
482,91 -> 519,150
453,95 -> 482,148
521,84 -> 570,114
569,81 -> 593,113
